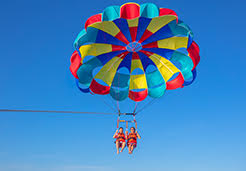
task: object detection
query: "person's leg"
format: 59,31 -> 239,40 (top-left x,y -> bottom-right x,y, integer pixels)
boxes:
120,142 -> 126,152
131,144 -> 136,153
131,145 -> 134,154
128,143 -> 131,154
116,141 -> 120,154
129,144 -> 133,154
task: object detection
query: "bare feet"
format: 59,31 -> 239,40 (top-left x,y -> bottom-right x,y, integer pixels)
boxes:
117,150 -> 119,154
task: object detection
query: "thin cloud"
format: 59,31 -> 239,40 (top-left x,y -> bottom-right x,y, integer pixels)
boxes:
0,164 -> 111,171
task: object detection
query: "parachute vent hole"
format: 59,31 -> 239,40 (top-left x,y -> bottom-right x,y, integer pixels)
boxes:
92,66 -> 103,77
94,78 -> 109,87
117,67 -> 130,75
131,68 -> 144,75
82,55 -> 95,63
168,72 -> 180,82
145,65 -> 157,74
176,48 -> 188,55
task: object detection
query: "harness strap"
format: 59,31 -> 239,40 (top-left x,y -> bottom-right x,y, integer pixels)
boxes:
128,137 -> 137,141
116,133 -> 126,141
127,133 -> 137,141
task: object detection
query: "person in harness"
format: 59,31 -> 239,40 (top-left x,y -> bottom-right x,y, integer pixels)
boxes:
113,127 -> 126,154
127,127 -> 141,154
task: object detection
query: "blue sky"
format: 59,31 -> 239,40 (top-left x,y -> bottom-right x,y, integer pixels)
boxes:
0,0 -> 246,171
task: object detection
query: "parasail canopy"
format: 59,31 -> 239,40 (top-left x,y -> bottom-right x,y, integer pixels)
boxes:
70,2 -> 200,102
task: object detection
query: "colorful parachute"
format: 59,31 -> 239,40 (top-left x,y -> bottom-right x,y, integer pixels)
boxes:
70,2 -> 200,102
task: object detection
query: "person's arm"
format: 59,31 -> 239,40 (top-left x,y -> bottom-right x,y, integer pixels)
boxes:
136,131 -> 141,139
113,130 -> 118,138
125,130 -> 128,139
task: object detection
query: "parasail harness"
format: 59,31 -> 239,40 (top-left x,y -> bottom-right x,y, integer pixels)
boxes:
116,112 -> 137,131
